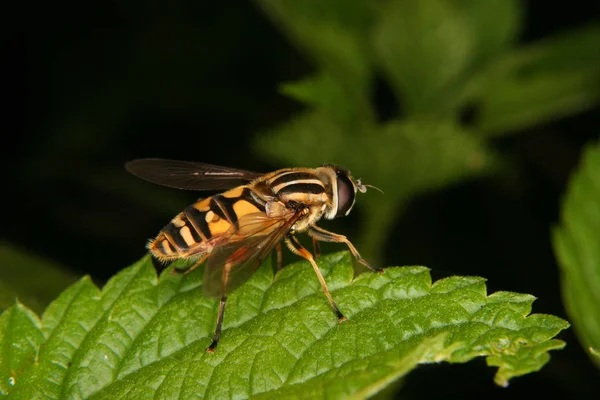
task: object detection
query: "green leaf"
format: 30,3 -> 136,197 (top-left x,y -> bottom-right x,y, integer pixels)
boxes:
0,302 -> 44,395
0,243 -> 79,314
256,0 -> 374,81
279,72 -> 375,130
12,277 -> 104,398
553,140 -> 600,369
450,0 -> 522,66
371,0 -> 522,115
476,23 -> 600,135
256,0 -> 376,123
372,0 -> 474,114
1,252 -> 568,398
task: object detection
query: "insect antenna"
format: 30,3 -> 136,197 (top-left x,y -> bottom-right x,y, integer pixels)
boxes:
364,184 -> 384,194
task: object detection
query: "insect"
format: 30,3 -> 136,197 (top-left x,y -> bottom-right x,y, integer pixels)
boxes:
126,158 -> 381,352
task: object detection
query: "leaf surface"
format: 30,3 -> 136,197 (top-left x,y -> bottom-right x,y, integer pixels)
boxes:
553,140 -> 600,368
1,252 -> 568,398
476,24 -> 600,135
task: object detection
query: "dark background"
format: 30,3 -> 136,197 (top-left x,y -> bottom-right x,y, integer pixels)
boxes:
7,0 -> 600,398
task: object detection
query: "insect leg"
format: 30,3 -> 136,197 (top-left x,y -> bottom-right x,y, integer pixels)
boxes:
308,226 -> 383,273
312,237 -> 321,259
206,262 -> 232,353
284,235 -> 346,322
183,253 -> 209,275
206,295 -> 227,353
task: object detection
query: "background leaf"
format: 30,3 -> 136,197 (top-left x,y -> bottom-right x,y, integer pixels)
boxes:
372,0 -> 475,114
0,243 -> 79,314
257,0 -> 376,126
0,252 -> 568,398
553,140 -> 600,368
475,23 -> 600,136
452,0 -> 522,65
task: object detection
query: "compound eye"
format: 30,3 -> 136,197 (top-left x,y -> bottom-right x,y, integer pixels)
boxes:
336,173 -> 356,217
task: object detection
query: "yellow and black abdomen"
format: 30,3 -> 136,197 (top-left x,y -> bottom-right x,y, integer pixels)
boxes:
148,186 -> 266,262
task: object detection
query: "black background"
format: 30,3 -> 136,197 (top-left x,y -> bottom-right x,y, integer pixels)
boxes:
7,1 -> 600,398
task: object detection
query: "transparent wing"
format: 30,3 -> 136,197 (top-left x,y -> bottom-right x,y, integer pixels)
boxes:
125,158 -> 263,191
202,210 -> 304,298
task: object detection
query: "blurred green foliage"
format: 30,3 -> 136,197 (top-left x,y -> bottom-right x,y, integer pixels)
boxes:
0,244 -> 78,314
554,141 -> 600,369
254,0 -> 600,264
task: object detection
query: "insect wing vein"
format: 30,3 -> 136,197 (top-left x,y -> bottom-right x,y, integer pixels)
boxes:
202,210 -> 302,298
125,158 -> 263,190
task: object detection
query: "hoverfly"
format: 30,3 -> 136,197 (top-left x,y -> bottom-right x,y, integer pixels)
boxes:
126,159 -> 381,352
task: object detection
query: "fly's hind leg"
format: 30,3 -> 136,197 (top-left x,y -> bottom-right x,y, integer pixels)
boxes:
285,235 -> 345,322
207,261 -> 232,353
163,253 -> 209,276
308,226 -> 384,273
183,253 -> 209,275
150,255 -> 184,276
206,293 -> 227,353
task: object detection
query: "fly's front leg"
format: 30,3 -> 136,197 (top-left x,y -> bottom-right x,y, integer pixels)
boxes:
285,235 -> 346,322
308,226 -> 384,273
